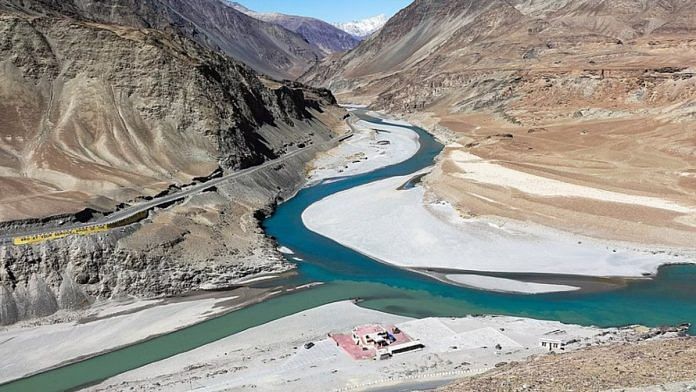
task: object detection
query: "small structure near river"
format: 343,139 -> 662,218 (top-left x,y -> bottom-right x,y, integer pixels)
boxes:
539,337 -> 568,351
331,324 -> 424,360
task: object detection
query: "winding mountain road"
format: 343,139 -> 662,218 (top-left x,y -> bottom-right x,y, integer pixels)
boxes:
0,128 -> 353,246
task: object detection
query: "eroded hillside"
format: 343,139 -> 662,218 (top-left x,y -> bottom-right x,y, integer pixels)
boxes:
442,337 -> 696,392
304,0 -> 696,248
0,7 -> 337,222
0,1 -> 346,324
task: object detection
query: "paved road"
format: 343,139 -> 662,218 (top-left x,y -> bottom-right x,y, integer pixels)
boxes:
0,127 -> 353,245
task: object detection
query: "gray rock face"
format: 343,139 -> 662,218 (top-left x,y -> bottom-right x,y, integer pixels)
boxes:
0,284 -> 18,324
24,274 -> 59,319
0,0 -> 322,80
58,267 -> 90,310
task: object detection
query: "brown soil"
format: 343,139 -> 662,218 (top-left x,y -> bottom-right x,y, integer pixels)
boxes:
426,112 -> 696,248
442,338 -> 696,392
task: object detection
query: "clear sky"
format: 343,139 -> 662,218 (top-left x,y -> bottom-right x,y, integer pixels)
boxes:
235,0 -> 411,23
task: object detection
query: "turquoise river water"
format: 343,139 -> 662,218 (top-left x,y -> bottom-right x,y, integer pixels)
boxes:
2,111 -> 694,392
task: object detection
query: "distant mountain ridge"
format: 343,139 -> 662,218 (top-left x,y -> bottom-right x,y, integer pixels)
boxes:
0,0 -> 323,80
333,14 -> 387,39
304,0 -> 696,106
229,2 -> 360,55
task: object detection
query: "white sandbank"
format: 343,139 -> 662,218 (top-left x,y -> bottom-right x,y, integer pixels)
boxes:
338,103 -> 368,109
90,301 -> 618,392
0,295 -> 236,383
308,118 -> 420,183
234,275 -> 277,285
450,150 -> 695,213
444,274 -> 580,294
302,172 -> 681,278
278,246 -> 294,254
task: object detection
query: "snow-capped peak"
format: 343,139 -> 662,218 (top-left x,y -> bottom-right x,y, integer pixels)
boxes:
333,14 -> 387,39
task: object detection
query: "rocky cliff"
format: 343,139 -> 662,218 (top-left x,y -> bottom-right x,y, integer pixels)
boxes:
0,1 -> 346,324
0,4 -> 339,221
0,0 -> 323,80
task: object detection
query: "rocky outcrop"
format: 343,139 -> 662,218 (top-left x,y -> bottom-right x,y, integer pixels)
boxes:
0,140 -> 337,325
0,0 -> 346,324
0,4 -> 339,221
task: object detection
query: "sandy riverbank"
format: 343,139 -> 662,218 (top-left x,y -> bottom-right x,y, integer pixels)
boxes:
302,113 -> 695,293
89,300 -> 641,392
307,116 -> 420,184
443,274 -> 580,294
302,171 -> 691,289
0,286 -> 279,384
403,109 -> 696,250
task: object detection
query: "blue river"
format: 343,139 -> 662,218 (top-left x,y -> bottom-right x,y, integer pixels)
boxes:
264,110 -> 696,328
2,111 -> 694,392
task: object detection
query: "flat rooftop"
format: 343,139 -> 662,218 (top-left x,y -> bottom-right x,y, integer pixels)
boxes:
331,324 -> 413,360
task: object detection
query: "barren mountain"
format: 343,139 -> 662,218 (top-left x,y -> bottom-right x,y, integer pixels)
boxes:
306,0 -> 696,85
230,2 -> 360,55
0,0 -> 322,79
304,0 -> 696,249
0,0 -> 345,324
0,1 -> 340,222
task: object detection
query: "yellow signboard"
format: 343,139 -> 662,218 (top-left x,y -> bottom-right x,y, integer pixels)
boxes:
12,210 -> 148,245
12,224 -> 109,245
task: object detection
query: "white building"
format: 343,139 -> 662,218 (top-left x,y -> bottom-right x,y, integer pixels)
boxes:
539,338 -> 567,351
